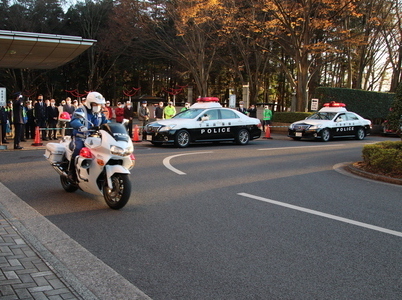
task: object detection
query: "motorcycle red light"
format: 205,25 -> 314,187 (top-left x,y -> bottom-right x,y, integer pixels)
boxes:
79,147 -> 93,158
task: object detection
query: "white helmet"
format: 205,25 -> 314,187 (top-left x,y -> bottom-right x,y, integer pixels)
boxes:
85,92 -> 105,110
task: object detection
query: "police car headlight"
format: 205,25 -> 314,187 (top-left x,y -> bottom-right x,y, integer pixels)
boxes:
289,124 -> 295,130
110,145 -> 133,156
309,124 -> 322,130
159,124 -> 177,132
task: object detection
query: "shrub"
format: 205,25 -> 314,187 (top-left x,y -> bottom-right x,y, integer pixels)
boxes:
315,87 -> 394,122
272,112 -> 313,123
362,141 -> 402,175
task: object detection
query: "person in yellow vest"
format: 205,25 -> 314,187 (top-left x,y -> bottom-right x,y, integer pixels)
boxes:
163,102 -> 176,119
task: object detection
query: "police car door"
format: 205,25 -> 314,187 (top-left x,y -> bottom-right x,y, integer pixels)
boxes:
345,112 -> 359,135
198,109 -> 225,141
219,109 -> 240,139
334,113 -> 348,136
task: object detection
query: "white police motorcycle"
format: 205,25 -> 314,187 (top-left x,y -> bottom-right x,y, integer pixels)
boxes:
45,119 -> 135,209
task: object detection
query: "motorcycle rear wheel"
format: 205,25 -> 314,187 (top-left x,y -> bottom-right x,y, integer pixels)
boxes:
103,173 -> 131,209
60,175 -> 78,193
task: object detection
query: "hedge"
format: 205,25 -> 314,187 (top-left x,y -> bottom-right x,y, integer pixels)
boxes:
315,87 -> 395,121
362,141 -> 402,175
272,112 -> 313,123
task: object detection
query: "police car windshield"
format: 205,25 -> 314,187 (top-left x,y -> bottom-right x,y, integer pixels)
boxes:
307,112 -> 337,120
173,109 -> 204,119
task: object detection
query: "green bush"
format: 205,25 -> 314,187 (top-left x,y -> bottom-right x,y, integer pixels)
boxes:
315,87 -> 395,122
272,112 -> 313,123
362,141 -> 402,175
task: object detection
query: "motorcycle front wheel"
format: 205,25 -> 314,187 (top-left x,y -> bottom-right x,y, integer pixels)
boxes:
103,173 -> 131,209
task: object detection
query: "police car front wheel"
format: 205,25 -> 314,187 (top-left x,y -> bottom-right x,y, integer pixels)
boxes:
175,130 -> 190,147
320,128 -> 331,142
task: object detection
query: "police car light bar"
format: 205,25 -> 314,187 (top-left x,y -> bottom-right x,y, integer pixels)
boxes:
323,101 -> 346,107
196,97 -> 220,102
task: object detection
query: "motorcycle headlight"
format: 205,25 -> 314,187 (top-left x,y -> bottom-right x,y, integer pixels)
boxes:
159,124 -> 177,132
110,145 -> 133,156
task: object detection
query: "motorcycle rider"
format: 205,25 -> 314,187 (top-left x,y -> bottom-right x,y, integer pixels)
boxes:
68,91 -> 107,181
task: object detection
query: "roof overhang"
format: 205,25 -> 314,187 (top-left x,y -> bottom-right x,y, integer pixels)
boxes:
0,30 -> 96,69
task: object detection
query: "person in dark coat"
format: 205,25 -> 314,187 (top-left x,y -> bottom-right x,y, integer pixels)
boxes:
123,101 -> 135,137
247,104 -> 257,118
47,99 -> 59,140
12,92 -> 24,149
63,97 -> 75,136
0,105 -> 8,144
25,100 -> 35,139
34,94 -> 48,141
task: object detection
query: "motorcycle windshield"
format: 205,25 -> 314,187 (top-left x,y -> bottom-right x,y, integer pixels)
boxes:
100,123 -> 130,142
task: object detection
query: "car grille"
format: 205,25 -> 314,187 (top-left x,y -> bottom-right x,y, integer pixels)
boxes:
294,124 -> 310,131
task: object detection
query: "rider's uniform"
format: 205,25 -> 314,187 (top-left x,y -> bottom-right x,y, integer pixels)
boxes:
70,107 -> 107,164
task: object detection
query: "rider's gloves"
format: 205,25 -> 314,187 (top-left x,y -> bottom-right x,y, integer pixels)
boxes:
79,126 -> 88,132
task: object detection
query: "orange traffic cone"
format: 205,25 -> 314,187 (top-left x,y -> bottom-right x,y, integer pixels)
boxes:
32,126 -> 43,146
132,125 -> 141,142
263,125 -> 273,139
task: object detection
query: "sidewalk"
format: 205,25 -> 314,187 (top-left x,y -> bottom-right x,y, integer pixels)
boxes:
0,208 -> 83,299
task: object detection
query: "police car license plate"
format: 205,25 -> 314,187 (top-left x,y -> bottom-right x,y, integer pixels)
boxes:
295,132 -> 302,137
146,134 -> 153,141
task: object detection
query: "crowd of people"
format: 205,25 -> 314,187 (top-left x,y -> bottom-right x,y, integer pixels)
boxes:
0,94 -> 184,149
0,94 -> 273,150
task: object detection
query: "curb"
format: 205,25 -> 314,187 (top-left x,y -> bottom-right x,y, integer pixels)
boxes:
344,163 -> 402,186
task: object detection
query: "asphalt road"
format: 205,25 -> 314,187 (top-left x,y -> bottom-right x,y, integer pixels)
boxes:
0,135 -> 401,299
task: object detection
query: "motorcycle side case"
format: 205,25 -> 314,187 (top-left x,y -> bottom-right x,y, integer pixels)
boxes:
44,143 -> 65,163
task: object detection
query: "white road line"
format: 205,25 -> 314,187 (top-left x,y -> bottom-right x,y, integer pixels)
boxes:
238,192 -> 402,238
257,144 -> 346,151
163,151 -> 213,175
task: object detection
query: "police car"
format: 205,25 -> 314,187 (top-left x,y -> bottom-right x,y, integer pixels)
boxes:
145,97 -> 261,147
288,102 -> 372,142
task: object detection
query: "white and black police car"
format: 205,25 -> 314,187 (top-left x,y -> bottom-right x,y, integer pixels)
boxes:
145,97 -> 261,147
288,101 -> 372,142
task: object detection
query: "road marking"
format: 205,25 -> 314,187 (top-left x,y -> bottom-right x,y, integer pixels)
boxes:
257,144 -> 346,151
238,192 -> 402,238
163,151 -> 213,175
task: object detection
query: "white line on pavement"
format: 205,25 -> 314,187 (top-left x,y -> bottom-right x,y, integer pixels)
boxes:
257,144 -> 346,151
163,151 -> 213,175
238,192 -> 402,238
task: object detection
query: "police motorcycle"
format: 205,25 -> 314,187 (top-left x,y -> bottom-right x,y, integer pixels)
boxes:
44,92 -> 135,209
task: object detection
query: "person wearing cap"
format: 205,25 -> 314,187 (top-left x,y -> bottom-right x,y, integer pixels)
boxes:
181,102 -> 190,112
138,100 -> 150,140
238,101 -> 247,115
163,101 -> 176,119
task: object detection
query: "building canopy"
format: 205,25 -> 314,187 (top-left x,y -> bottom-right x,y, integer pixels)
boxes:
0,30 -> 96,69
